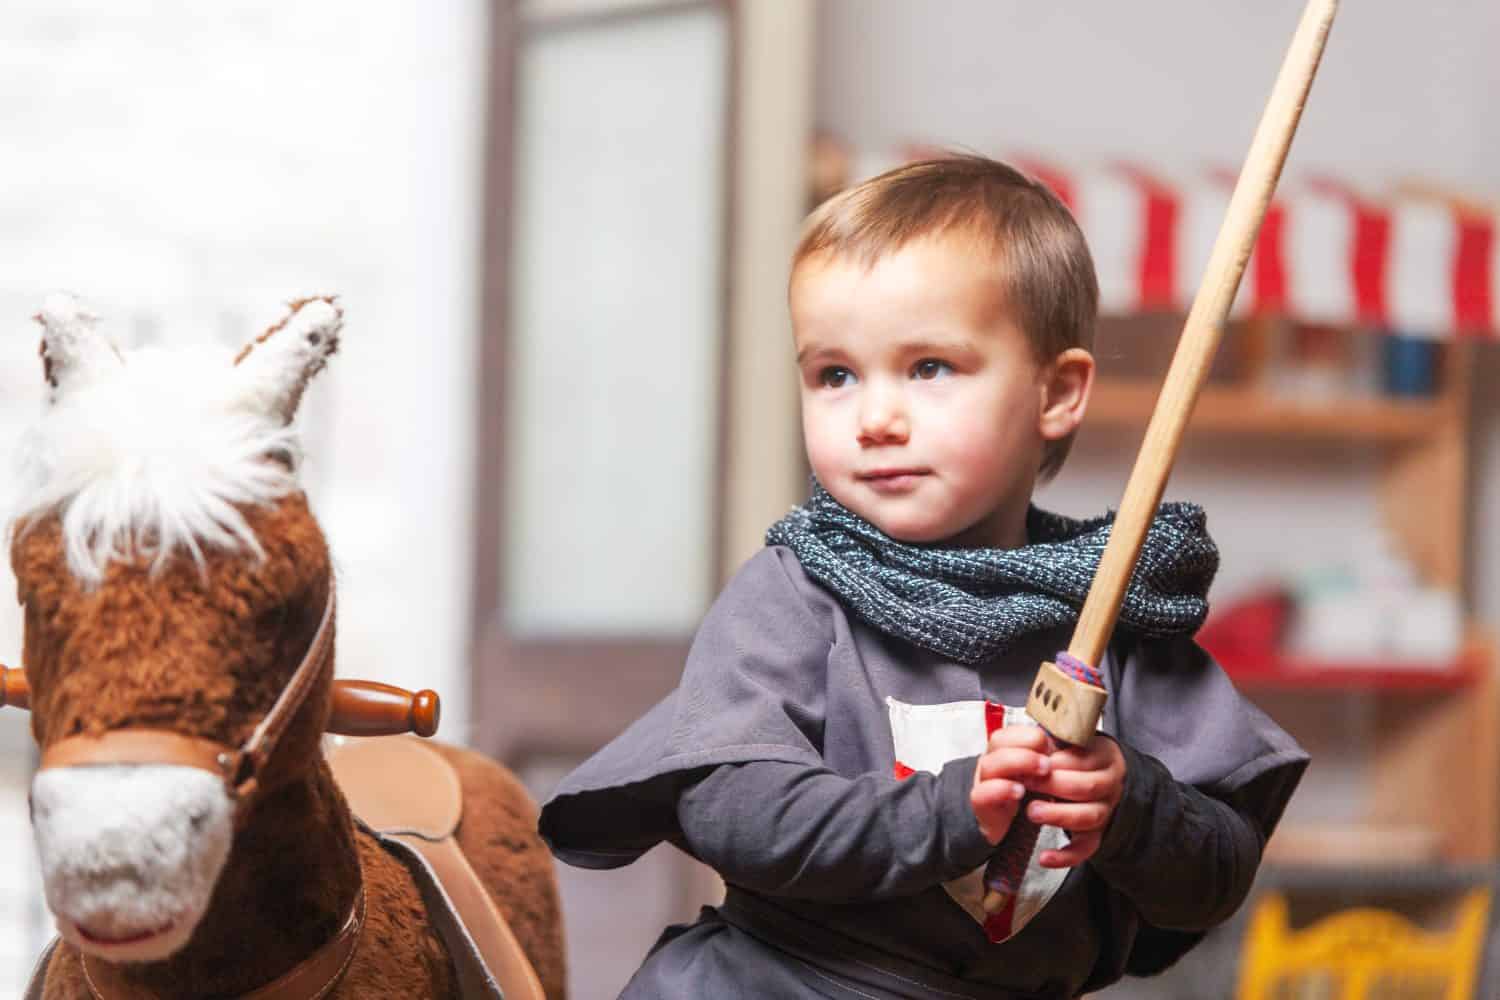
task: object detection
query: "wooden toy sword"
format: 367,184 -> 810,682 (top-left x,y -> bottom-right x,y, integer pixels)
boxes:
982,0 -> 1340,915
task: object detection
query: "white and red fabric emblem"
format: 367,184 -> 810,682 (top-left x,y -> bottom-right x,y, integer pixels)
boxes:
886,696 -> 1069,944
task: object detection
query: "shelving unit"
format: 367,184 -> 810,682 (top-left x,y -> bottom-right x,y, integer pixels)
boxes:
1089,335 -> 1497,871
1094,331 -> 1473,593
1088,378 -> 1456,443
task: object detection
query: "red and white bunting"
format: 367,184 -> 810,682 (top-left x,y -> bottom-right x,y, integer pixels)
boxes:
851,148 -> 1498,340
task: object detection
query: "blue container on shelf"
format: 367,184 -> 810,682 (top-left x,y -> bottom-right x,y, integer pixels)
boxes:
1381,331 -> 1438,397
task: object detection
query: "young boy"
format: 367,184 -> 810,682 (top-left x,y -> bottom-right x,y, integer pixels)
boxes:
539,155 -> 1307,999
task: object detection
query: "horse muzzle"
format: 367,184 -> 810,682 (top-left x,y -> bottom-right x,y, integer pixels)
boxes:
30,761 -> 237,961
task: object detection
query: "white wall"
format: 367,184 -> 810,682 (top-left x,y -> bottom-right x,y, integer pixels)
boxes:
814,0 -> 1500,619
0,5 -> 489,980
816,1 -> 1500,196
0,1 -> 489,743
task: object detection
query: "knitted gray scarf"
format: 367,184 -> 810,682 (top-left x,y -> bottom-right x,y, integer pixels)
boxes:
766,485 -> 1219,666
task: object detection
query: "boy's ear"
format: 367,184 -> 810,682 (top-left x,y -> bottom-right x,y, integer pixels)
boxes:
1038,348 -> 1095,441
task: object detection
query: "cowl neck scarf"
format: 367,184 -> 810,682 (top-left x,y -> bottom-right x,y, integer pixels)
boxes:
765,484 -> 1219,666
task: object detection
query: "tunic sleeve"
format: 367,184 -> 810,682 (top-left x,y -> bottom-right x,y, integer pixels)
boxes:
1104,634 -> 1308,808
538,547 -> 847,869
1089,741 -> 1270,929
1098,634 -> 1309,970
676,757 -> 994,902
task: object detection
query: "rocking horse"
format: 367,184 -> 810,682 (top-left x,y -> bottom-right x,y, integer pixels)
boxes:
8,295 -> 566,998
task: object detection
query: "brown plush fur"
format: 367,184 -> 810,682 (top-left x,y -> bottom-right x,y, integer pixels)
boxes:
17,494 -> 566,998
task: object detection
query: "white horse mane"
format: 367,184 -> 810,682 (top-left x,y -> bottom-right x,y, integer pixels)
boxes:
11,294 -> 340,585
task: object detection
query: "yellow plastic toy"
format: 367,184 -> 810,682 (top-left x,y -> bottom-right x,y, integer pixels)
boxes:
1235,888 -> 1491,999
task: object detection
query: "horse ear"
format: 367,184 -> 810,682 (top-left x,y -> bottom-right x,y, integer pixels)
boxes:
33,293 -> 124,403
232,296 -> 343,424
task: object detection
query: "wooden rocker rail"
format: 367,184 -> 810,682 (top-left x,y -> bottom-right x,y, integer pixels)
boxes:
0,665 -> 440,738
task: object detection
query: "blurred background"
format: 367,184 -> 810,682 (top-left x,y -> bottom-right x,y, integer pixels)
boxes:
2,1 -> 1499,996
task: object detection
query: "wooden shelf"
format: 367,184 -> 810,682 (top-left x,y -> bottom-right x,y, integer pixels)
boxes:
1264,823 -> 1447,867
1086,378 -> 1454,441
1211,634 -> 1485,692
1259,860 -> 1499,892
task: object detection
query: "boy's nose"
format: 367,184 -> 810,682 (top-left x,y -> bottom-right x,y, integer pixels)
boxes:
857,390 -> 909,445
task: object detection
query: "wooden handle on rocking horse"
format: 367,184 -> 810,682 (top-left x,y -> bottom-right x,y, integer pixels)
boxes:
0,668 -> 440,738
0,664 -> 27,712
329,680 -> 442,737
985,0 -> 1340,918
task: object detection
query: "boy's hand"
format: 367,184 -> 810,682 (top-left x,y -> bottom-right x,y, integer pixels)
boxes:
1024,733 -> 1126,868
970,726 -> 1051,844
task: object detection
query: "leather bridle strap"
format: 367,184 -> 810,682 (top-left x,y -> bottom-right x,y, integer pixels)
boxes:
38,586 -> 337,827
236,586 -> 338,800
81,884 -> 366,1000
39,730 -> 226,775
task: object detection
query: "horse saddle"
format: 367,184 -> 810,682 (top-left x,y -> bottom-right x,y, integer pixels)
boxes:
327,737 -> 545,1000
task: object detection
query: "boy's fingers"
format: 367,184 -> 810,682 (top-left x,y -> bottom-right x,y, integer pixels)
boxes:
975,748 -> 1050,783
970,779 -> 1024,809
1045,747 -> 1097,770
1025,798 -> 1112,832
970,780 -> 1024,844
1052,734 -> 1125,772
1039,832 -> 1101,868
986,726 -> 1051,753
1048,747 -> 1112,772
1027,768 -> 1115,804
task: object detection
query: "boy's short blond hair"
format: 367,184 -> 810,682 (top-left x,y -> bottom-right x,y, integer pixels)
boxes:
792,154 -> 1098,480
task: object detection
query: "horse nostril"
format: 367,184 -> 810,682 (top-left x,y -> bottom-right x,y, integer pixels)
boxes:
188,808 -> 209,832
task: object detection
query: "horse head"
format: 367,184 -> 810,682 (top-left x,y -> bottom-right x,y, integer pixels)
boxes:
14,293 -> 344,963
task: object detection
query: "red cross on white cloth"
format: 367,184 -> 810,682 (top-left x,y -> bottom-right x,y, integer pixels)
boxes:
887,697 -> 1071,944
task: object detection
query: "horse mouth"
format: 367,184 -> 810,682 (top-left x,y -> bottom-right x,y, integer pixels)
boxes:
58,902 -> 201,961
71,916 -> 178,950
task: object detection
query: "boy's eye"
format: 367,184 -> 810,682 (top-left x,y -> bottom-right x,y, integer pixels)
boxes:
818,366 -> 854,388
912,359 -> 952,381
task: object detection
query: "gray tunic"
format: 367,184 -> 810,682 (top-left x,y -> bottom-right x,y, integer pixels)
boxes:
541,546 -> 1306,999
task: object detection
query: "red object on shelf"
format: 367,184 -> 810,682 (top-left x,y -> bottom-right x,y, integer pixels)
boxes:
1198,588 -> 1291,656
1198,589 -> 1477,691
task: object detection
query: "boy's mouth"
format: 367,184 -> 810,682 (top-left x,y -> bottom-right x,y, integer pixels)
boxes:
857,468 -> 930,493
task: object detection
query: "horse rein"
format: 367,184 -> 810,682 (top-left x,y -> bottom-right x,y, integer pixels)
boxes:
38,586 -> 338,828
39,585 -> 371,1000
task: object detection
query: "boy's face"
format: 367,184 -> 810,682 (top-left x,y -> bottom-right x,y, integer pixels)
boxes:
791,235 -> 1074,548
